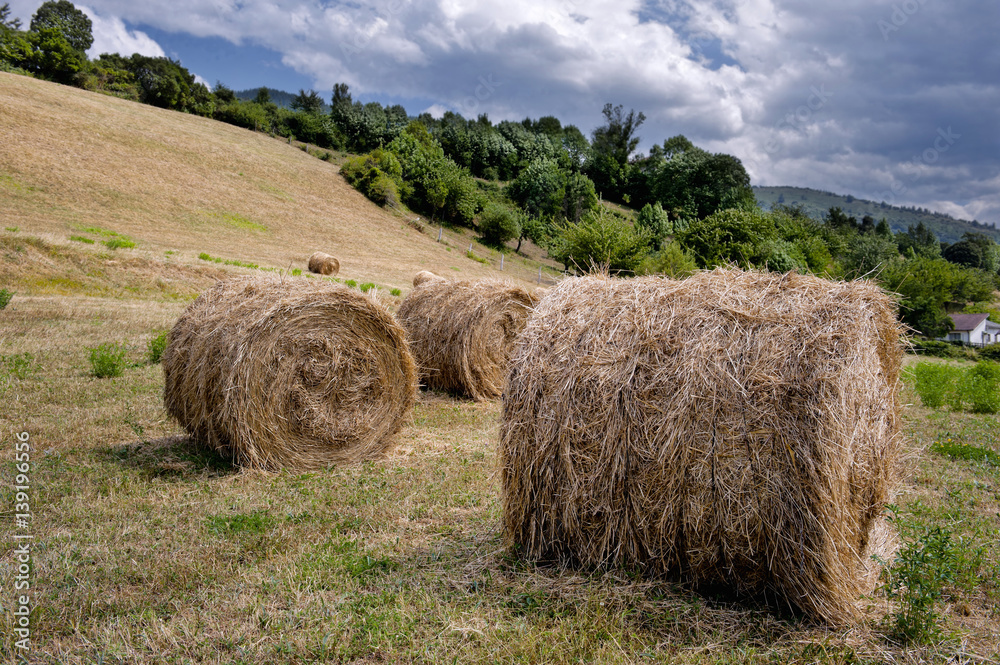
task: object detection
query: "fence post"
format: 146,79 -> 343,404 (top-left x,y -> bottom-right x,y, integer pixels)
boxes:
538,266 -> 542,284
437,227 -> 442,242
500,253 -> 504,271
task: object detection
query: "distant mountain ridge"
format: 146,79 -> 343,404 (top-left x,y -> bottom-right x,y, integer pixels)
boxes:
753,185 -> 999,245
233,87 -> 331,114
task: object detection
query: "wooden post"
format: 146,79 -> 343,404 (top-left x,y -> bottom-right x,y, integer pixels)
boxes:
500,253 -> 504,271
538,266 -> 542,284
468,242 -> 473,253
437,227 -> 442,242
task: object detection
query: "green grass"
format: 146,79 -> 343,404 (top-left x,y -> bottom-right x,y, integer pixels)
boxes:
103,237 -> 136,250
390,287 -> 402,297
359,282 -> 377,293
467,249 -> 490,264
197,251 -> 276,271
73,224 -> 121,238
930,438 -> 1000,465
0,288 -> 13,309
69,234 -> 96,244
206,210 -> 268,232
6,226 -> 20,232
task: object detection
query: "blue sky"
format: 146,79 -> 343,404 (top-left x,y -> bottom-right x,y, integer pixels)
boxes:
7,0 -> 1000,226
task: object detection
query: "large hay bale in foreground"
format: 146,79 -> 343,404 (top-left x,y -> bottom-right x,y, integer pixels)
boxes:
397,277 -> 536,400
500,269 -> 904,623
163,275 -> 417,470
308,251 -> 340,276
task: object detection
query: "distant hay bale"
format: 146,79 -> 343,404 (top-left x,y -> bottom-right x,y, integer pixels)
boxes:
412,270 -> 445,287
163,275 -> 417,470
500,268 -> 904,624
308,251 -> 340,276
397,277 -> 536,400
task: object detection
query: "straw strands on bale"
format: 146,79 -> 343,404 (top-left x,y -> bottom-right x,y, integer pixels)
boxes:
500,268 -> 904,624
163,275 -> 417,470
308,251 -> 340,276
397,276 -> 536,401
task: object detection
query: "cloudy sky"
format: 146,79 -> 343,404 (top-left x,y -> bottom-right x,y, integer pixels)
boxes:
8,0 -> 999,226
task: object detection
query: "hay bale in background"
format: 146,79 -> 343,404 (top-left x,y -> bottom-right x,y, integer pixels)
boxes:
413,270 -> 445,287
308,251 -> 340,276
397,276 -> 536,400
500,268 -> 904,624
163,275 -> 417,470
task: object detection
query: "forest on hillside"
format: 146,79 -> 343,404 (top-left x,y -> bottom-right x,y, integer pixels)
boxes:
3,0 -> 1000,339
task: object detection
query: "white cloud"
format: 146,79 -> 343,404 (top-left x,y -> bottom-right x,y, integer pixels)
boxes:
80,6 -> 166,58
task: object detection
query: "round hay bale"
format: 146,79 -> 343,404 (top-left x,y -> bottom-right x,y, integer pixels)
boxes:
308,251 -> 340,276
412,270 -> 445,288
500,268 -> 904,624
163,275 -> 417,470
396,277 -> 535,401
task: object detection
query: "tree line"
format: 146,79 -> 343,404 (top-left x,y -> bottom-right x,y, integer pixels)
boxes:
3,1 -> 998,340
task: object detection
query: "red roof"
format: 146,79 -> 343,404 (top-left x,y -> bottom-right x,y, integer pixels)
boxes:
949,313 -> 989,331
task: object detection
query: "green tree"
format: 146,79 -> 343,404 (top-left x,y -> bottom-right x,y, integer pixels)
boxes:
590,103 -> 645,166
638,240 -> 698,278
635,202 -> 672,246
291,88 -> 325,115
844,233 -> 901,276
677,207 -> 777,268
30,0 -> 91,53
21,27 -> 85,83
651,141 -> 751,220
1,2 -> 21,30
896,221 -> 941,259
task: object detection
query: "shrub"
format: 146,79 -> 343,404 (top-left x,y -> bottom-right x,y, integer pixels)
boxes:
147,331 -> 169,364
912,362 -> 961,408
477,202 -> 522,246
556,207 -> 651,274
879,526 -> 959,644
0,288 -> 13,310
635,202 -> 672,244
957,361 -> 1000,414
88,342 -> 129,378
637,240 -> 698,278
979,344 -> 1000,362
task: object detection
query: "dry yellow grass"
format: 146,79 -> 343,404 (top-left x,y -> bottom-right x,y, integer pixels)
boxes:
0,73 -> 540,291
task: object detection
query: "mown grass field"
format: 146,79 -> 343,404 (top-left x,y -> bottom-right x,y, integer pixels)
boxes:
2,72 -> 999,664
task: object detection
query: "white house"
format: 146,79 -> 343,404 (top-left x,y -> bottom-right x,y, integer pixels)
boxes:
939,313 -> 1000,346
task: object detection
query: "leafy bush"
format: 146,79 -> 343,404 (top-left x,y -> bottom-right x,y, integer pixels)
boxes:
912,362 -> 961,408
555,207 -> 651,274
146,331 -> 169,364
979,344 -> 1000,362
908,338 -> 976,360
0,288 -> 13,309
477,202 -> 522,246
637,240 -> 698,278
88,342 -> 128,378
956,361 -> 1000,414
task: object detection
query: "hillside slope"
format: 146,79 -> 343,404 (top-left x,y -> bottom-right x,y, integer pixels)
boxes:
754,185 -> 1000,244
0,73 -> 530,292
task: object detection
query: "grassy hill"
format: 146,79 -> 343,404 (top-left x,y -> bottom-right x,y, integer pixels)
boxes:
754,185 -> 1000,244
2,72 -> 999,664
0,72 -> 551,296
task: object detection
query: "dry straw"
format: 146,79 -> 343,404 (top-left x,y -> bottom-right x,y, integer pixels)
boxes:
308,251 -> 340,276
397,275 -> 537,400
500,268 -> 904,624
163,275 -> 417,470
412,270 -> 445,287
